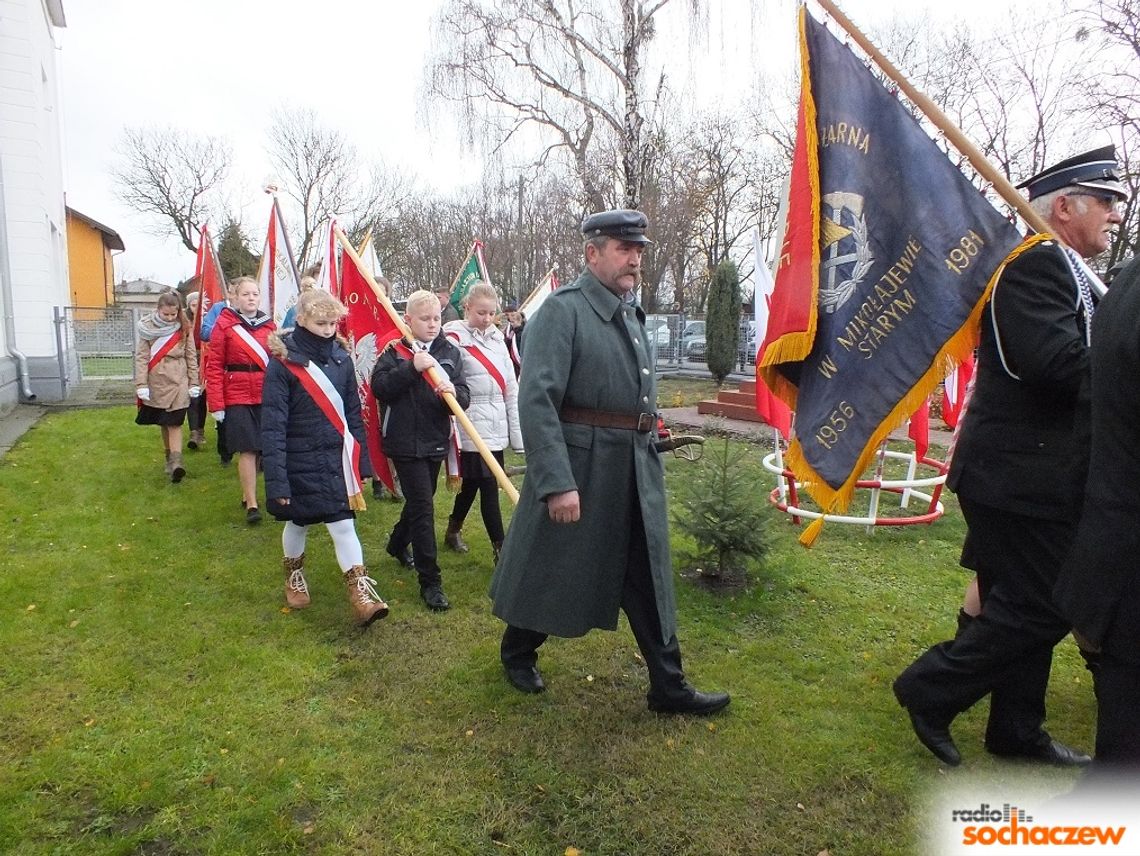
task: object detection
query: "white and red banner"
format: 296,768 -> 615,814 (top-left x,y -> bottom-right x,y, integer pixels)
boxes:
256,196 -> 301,326
941,354 -> 974,429
315,218 -> 340,298
518,266 -> 559,323
751,227 -> 793,440
340,247 -> 402,495
192,224 -> 226,343
357,230 -> 384,281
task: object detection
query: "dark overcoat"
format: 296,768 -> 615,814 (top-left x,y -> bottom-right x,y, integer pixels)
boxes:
489,269 -> 677,643
948,240 -> 1093,521
1055,257 -> 1140,663
261,328 -> 372,523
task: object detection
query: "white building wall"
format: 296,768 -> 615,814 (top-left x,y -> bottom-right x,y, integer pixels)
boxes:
0,0 -> 68,403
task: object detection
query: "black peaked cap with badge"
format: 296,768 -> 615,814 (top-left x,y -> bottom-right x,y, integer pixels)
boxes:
1017,145 -> 1127,201
581,209 -> 653,244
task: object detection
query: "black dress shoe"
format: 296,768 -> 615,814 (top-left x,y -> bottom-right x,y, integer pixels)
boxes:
505,666 -> 546,694
420,585 -> 451,611
987,739 -> 1091,767
906,710 -> 961,766
647,689 -> 731,716
386,543 -> 414,569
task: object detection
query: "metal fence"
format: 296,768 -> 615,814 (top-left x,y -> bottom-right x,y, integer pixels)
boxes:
647,313 -> 757,373
55,305 -> 139,396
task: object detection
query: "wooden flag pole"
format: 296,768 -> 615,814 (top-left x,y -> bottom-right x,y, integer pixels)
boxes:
334,227 -> 520,505
814,0 -> 1052,236
448,239 -> 480,296
356,226 -> 374,256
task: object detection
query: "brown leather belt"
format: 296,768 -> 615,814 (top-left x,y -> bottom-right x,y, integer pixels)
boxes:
560,405 -> 656,433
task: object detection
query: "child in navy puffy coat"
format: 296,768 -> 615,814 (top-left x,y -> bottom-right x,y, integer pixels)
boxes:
261,290 -> 388,627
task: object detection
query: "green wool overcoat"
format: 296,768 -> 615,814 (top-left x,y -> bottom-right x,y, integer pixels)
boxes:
489,269 -> 678,643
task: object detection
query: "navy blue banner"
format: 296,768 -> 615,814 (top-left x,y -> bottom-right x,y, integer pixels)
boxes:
787,11 -> 1022,497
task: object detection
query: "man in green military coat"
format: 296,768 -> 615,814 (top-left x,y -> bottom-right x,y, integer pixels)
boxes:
489,209 -> 730,716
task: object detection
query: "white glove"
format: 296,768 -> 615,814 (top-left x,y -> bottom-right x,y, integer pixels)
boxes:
137,387 -> 151,401
211,410 -> 226,423
188,386 -> 201,398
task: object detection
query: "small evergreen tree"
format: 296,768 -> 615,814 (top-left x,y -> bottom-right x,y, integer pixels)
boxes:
672,430 -> 768,585
216,219 -> 261,280
705,260 -> 740,384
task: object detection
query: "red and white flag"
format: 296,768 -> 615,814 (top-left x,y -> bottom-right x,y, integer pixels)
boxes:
256,196 -> 301,326
192,224 -> 226,344
941,353 -> 974,429
315,218 -> 340,298
340,245 -> 402,495
751,227 -> 793,440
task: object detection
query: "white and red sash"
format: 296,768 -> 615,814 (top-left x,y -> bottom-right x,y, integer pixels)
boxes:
231,324 -> 270,369
282,359 -> 366,510
148,329 -> 182,371
464,343 -> 508,397
138,329 -> 183,408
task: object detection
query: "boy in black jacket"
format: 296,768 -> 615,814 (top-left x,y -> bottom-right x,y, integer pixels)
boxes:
371,289 -> 471,611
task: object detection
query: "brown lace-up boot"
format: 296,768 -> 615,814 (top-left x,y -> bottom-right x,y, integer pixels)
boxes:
344,565 -> 389,626
284,555 -> 310,609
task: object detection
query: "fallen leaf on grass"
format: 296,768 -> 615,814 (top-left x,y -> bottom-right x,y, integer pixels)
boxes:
465,729 -> 475,737
83,718 -> 95,727
25,604 -> 35,611
280,607 -> 291,614
665,738 -> 675,750
565,847 -> 583,856
706,723 -> 717,732
796,802 -> 806,811
303,824 -> 315,835
69,620 -> 79,628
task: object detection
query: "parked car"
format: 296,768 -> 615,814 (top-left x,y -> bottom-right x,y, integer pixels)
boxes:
685,321 -> 757,365
680,320 -> 705,356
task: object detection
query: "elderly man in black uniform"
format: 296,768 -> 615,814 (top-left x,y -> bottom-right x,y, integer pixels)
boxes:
489,209 -> 729,716
1055,255 -> 1140,769
893,147 -> 1126,767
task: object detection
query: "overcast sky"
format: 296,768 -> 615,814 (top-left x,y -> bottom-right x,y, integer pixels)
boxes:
58,0 -> 1026,286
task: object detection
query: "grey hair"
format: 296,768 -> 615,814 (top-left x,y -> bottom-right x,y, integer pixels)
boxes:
583,235 -> 610,254
1030,187 -> 1089,222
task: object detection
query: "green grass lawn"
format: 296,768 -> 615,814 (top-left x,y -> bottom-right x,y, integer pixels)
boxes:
0,409 -> 1094,855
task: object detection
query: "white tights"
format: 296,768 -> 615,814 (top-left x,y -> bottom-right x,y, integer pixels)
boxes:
282,519 -> 363,572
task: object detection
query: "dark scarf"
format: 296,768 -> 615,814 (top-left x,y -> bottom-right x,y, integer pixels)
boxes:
291,325 -> 336,363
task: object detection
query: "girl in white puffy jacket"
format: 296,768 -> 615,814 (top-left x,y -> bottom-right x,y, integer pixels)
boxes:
442,282 -> 523,561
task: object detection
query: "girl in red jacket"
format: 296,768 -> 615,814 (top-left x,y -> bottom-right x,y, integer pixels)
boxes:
204,276 -> 276,524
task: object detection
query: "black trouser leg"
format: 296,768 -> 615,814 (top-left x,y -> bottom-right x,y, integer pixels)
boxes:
894,501 -> 1072,738
477,478 -> 505,543
217,418 -> 230,462
188,389 -> 206,432
1091,653 -> 1140,768
450,479 -> 479,526
955,609 -> 1055,750
392,457 -> 443,588
621,494 -> 687,699
501,625 -> 548,669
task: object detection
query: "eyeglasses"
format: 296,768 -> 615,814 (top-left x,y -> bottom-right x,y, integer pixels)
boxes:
1064,192 -> 1125,214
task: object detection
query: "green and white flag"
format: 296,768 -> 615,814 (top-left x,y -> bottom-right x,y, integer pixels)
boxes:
449,240 -> 490,315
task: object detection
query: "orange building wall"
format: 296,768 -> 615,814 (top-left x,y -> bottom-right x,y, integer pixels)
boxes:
66,213 -> 115,307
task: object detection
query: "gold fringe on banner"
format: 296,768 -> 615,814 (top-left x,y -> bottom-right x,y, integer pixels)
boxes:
785,233 -> 1051,545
